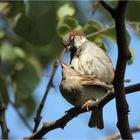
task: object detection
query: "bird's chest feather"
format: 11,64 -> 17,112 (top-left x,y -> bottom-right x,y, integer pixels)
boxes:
60,79 -> 83,106
60,78 -> 106,107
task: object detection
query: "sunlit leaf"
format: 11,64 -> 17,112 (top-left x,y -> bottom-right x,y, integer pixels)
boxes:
57,3 -> 75,19
0,31 -> 6,39
128,21 -> 140,35
128,47 -> 135,65
0,2 -> 10,15
0,42 -> 16,62
14,47 -> 26,59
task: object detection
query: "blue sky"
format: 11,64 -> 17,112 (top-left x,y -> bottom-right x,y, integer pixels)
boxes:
3,1 -> 140,139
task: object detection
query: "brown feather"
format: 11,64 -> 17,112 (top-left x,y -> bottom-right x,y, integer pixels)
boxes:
80,76 -> 113,90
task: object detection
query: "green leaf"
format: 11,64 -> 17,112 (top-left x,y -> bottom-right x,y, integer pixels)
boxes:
22,96 -> 36,117
82,20 -> 102,35
99,25 -> 130,44
13,6 -> 57,46
0,63 -> 15,77
94,38 -> 107,51
57,3 -> 75,19
128,21 -> 140,35
14,47 -> 26,59
57,23 -> 71,37
0,42 -> 16,62
101,25 -> 116,41
128,47 -> 135,65
57,16 -> 81,37
0,31 -> 6,39
13,14 -> 31,40
126,2 -> 140,21
0,75 -> 9,105
12,62 -> 39,106
25,1 -> 52,20
0,2 -> 10,15
126,30 -> 131,45
8,1 -> 25,18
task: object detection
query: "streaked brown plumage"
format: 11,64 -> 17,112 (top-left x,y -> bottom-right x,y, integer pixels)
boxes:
59,63 -> 113,129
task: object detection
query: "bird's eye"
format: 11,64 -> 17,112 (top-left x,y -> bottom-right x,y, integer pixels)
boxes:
71,66 -> 74,69
67,42 -> 71,46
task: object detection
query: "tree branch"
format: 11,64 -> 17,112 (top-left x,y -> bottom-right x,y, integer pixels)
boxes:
86,23 -> 115,38
100,1 -> 132,139
0,94 -> 9,139
24,83 -> 140,139
33,48 -> 66,133
100,1 -> 115,17
105,124 -> 140,140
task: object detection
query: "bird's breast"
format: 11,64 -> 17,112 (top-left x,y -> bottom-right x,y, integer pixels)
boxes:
60,79 -> 107,107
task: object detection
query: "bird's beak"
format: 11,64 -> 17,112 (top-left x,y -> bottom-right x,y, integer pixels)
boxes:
60,62 -> 67,69
66,45 -> 71,52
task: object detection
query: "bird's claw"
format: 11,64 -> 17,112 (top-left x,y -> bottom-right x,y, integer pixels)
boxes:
81,100 -> 96,111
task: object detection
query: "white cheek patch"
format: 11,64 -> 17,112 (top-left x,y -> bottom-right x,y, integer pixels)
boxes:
74,36 -> 86,48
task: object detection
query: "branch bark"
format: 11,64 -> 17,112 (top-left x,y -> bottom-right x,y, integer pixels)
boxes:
105,124 -> 140,140
0,94 -> 9,139
100,1 -> 132,139
24,83 -> 140,139
33,48 -> 66,133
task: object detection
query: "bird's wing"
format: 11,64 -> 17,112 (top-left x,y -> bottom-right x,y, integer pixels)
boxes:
80,75 -> 113,90
77,41 -> 114,83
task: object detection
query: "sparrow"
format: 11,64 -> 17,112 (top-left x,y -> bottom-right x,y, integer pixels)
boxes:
62,31 -> 114,129
59,63 -> 113,129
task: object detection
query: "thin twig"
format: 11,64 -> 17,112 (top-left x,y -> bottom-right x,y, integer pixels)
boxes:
92,1 -> 100,15
86,23 -> 115,38
100,0 -> 115,17
100,1 -> 132,139
105,124 -> 140,140
9,100 -> 32,132
33,48 -> 66,133
0,94 -> 9,139
24,83 -> 140,139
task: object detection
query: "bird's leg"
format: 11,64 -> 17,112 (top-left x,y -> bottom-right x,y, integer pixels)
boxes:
81,100 -> 98,111
107,87 -> 114,95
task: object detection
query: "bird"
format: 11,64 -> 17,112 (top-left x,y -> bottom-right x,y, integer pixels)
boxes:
62,31 -> 114,129
59,62 -> 113,129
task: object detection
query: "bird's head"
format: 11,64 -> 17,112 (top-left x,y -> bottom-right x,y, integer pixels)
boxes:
60,62 -> 80,78
63,31 -> 87,52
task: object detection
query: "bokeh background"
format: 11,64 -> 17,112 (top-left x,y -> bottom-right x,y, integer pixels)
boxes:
0,1 -> 140,139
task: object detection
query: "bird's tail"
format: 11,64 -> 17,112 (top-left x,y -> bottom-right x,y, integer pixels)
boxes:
88,108 -> 104,129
